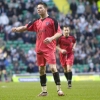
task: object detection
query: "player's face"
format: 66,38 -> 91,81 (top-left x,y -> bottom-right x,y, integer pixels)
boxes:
37,4 -> 47,15
63,27 -> 70,37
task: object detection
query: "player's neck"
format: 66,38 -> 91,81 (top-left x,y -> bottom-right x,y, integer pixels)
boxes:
40,13 -> 49,19
64,34 -> 69,37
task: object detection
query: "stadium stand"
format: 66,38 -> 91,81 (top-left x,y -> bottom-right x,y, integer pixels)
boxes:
0,0 -> 100,75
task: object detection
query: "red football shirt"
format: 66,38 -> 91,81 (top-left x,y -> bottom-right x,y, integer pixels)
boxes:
26,16 -> 62,53
58,35 -> 76,54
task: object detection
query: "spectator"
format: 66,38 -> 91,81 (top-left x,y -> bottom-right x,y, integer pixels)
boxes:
27,2 -> 34,13
77,1 -> 85,17
33,62 -> 38,73
75,68 -> 80,73
4,55 -> 12,67
7,7 -> 14,18
91,1 -> 98,15
12,52 -> 19,65
0,13 -> 9,25
16,3 -> 23,16
26,63 -> 34,73
0,2 -> 7,14
13,62 -> 20,74
83,67 -> 88,73
94,63 -> 100,73
70,0 -> 77,18
23,33 -> 30,43
85,1 -> 91,15
88,62 -> 95,72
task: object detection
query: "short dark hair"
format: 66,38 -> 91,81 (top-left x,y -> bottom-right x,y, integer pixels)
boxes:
37,2 -> 48,8
63,25 -> 71,30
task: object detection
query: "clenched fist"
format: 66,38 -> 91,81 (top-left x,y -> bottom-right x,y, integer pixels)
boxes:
60,49 -> 67,54
12,27 -> 17,32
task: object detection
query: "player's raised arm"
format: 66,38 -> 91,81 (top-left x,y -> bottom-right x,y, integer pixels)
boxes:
12,26 -> 27,33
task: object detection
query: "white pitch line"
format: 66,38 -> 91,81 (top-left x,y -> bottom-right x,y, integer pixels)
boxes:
1,86 -> 7,88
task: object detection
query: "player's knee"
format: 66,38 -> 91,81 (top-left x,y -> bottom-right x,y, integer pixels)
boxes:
67,69 -> 72,72
39,70 -> 45,75
67,65 -> 72,72
63,67 -> 67,72
64,69 -> 67,73
39,67 -> 45,75
51,67 -> 57,73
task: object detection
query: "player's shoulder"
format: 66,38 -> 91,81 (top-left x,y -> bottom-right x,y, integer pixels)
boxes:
58,35 -> 64,41
47,16 -> 58,22
31,18 -> 40,23
58,34 -> 63,38
69,35 -> 76,39
57,34 -> 63,42
27,18 -> 39,27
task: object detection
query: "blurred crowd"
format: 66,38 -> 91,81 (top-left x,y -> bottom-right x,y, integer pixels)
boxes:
0,0 -> 100,74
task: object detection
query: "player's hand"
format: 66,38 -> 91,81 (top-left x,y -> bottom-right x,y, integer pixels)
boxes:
12,27 -> 17,32
60,49 -> 67,54
44,37 -> 53,44
72,47 -> 75,52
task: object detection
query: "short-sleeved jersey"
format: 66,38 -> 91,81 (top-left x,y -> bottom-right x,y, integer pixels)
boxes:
26,16 -> 62,53
58,35 -> 76,54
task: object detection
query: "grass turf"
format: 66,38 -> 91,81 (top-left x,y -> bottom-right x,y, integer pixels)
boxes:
0,81 -> 100,100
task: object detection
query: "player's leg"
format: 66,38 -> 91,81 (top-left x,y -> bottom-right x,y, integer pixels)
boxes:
63,65 -> 72,88
45,52 -> 64,96
59,54 -> 68,82
66,65 -> 72,88
38,66 -> 48,96
66,53 -> 74,88
49,64 -> 64,96
63,66 -> 68,81
37,53 -> 47,96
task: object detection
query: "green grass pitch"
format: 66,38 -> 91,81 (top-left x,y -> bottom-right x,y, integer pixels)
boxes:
0,81 -> 100,100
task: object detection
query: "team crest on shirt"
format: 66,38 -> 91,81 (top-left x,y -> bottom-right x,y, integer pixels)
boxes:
46,22 -> 50,25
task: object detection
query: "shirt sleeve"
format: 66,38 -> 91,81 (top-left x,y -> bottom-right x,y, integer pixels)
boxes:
26,20 -> 37,32
52,18 -> 62,34
56,37 -> 61,45
72,36 -> 76,43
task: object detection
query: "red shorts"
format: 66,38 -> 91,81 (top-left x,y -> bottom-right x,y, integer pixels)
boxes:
60,53 -> 74,67
37,51 -> 56,66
